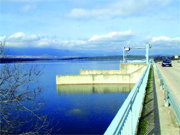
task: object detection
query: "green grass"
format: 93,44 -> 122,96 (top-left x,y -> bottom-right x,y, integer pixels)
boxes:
137,66 -> 153,135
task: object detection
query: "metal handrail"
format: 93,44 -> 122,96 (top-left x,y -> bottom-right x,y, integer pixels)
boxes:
104,63 -> 151,135
153,62 -> 180,126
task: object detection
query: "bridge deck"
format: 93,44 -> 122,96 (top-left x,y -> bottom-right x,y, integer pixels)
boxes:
156,61 -> 180,106
154,61 -> 179,134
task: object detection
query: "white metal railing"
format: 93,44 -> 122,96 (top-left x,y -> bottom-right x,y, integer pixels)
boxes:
104,63 -> 151,135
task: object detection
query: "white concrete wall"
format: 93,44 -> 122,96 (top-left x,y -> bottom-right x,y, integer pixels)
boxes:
56,74 -> 133,84
56,63 -> 147,85
80,63 -> 146,75
130,66 -> 146,83
56,73 -> 145,84
119,63 -> 146,74
80,70 -> 123,75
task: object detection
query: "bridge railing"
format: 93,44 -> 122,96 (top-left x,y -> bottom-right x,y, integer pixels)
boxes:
104,63 -> 151,135
153,62 -> 180,126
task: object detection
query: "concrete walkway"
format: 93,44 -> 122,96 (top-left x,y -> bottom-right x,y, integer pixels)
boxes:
154,66 -> 179,135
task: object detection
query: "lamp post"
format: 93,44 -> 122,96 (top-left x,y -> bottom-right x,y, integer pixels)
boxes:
145,43 -> 151,64
123,47 -> 130,63
122,43 -> 151,64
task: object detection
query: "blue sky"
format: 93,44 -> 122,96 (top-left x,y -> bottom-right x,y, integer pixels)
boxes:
0,0 -> 180,55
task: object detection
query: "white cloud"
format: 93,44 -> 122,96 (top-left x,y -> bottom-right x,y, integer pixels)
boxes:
68,0 -> 172,19
151,36 -> 180,48
152,36 -> 171,42
89,30 -> 133,41
3,0 -> 49,2
1,31 -> 135,50
8,32 -> 40,41
0,36 -> 6,41
1,32 -> 88,49
2,32 -> 180,51
3,32 -> 46,48
22,4 -> 36,12
8,32 -> 25,39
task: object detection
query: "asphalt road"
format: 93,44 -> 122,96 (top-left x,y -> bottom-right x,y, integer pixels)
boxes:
157,61 -> 180,106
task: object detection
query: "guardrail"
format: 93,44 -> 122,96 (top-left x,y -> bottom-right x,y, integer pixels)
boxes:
153,62 -> 180,126
104,63 -> 151,135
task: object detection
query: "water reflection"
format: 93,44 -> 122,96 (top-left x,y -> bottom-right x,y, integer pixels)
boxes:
56,84 -> 134,94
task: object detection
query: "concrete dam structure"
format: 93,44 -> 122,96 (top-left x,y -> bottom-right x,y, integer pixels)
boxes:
56,63 -> 146,85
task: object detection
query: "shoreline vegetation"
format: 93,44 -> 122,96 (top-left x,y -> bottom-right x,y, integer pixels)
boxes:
0,55 -> 178,63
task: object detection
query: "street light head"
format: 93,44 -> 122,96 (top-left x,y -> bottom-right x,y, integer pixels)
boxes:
124,47 -> 130,51
147,43 -> 152,48
149,44 -> 152,48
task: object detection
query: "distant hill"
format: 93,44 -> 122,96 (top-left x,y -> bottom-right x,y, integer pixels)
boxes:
3,48 -> 83,57
2,47 -> 122,57
2,47 -> 177,58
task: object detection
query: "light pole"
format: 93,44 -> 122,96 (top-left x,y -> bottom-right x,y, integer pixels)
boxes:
145,43 -> 151,64
123,47 -> 130,63
122,43 -> 151,64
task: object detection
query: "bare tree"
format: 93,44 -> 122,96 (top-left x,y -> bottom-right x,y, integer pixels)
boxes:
0,41 -> 51,134
0,40 -> 4,56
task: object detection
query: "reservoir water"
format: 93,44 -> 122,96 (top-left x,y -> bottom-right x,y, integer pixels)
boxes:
1,60 -> 134,134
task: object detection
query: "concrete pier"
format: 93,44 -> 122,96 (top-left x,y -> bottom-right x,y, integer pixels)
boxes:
56,63 -> 146,85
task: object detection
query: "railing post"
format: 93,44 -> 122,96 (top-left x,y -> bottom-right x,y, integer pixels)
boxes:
160,79 -> 164,90
146,44 -> 149,64
164,88 -> 170,107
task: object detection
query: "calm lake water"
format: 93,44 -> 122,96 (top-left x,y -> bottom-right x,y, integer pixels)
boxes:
2,60 -> 134,134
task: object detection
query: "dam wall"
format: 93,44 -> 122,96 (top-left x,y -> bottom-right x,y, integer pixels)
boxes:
56,63 -> 147,85
79,63 -> 146,75
80,70 -> 122,75
129,65 -> 146,82
119,63 -> 146,74
56,74 -> 132,84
